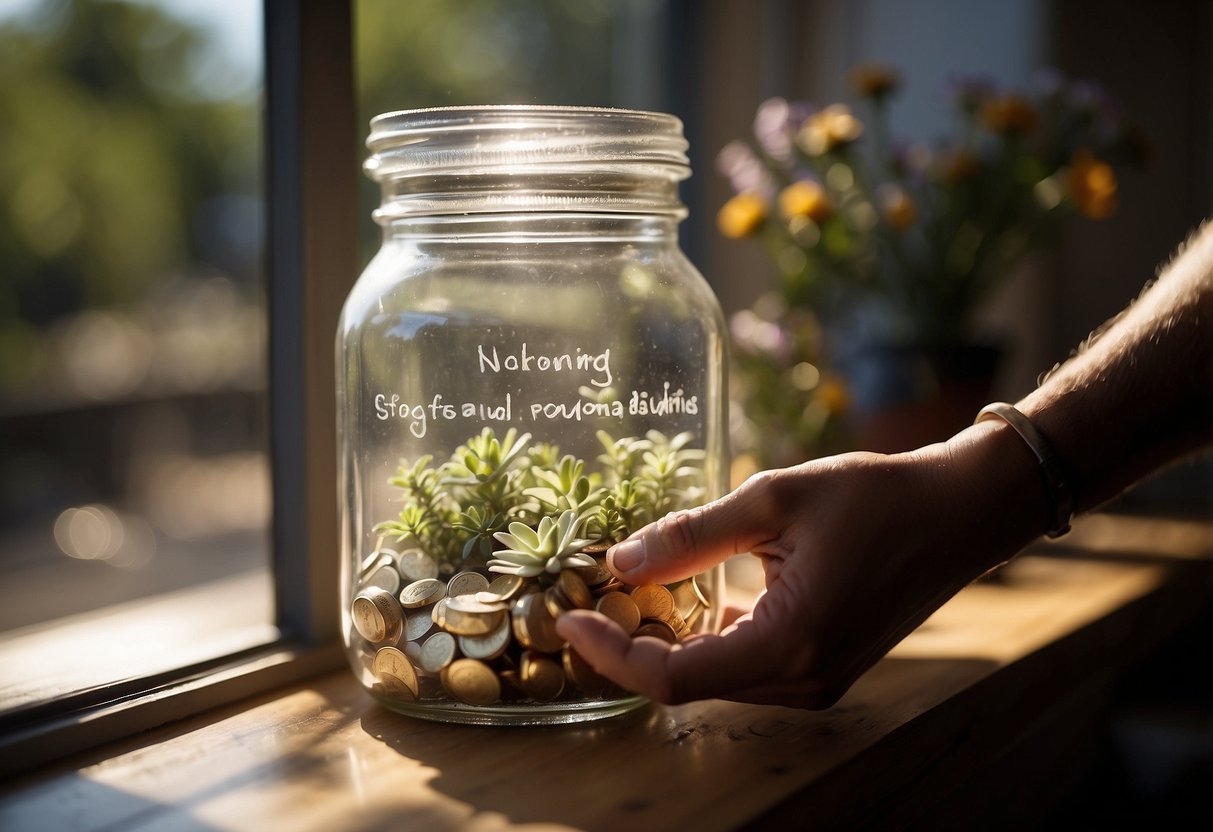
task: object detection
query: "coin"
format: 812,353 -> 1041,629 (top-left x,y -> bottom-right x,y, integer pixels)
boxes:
574,554 -> 612,587
399,577 -> 445,608
633,618 -> 679,644
458,617 -> 511,661
562,645 -> 612,695
405,606 -> 436,641
442,594 -> 507,636
397,548 -> 439,582
543,585 -> 572,621
593,577 -> 626,596
520,651 -> 565,701
477,574 -> 525,603
371,675 -> 418,701
441,658 -> 501,705
364,563 -> 402,595
373,645 -> 419,698
692,573 -> 712,608
420,631 -> 458,673
403,640 -> 428,673
595,591 -> 640,635
447,570 -> 490,598
556,570 -> 592,610
631,585 -> 675,622
511,592 -> 565,653
351,587 -> 403,643
360,549 -> 396,578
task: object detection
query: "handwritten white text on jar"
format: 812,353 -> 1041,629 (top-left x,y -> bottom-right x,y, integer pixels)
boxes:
477,343 -> 613,388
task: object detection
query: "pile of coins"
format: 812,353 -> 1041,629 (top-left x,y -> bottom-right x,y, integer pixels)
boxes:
350,546 -> 711,706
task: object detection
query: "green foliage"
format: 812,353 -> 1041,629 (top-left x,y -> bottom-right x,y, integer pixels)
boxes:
379,427 -> 706,569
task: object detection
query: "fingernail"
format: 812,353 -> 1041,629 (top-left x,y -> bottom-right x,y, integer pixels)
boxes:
609,537 -> 645,573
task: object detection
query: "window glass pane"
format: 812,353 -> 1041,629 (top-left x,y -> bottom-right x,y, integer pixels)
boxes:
0,0 -> 272,713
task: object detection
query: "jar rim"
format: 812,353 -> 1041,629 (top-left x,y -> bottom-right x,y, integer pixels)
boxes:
365,105 -> 690,219
365,105 -> 689,175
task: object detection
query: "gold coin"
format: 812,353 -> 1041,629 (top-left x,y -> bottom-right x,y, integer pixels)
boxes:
404,607 -> 436,642
373,645 -> 419,698
633,618 -> 679,644
631,585 -> 675,622
595,591 -> 640,635
593,577 -> 626,596
692,574 -> 712,608
442,594 -> 507,637
420,631 -> 458,673
543,585 -> 572,620
351,587 -> 403,643
556,570 -> 592,610
511,592 -> 565,653
573,553 -> 612,587
441,658 -> 501,705
476,574 -> 527,604
458,617 -> 512,661
671,579 -> 702,619
399,577 -> 445,608
447,570 -> 491,598
397,548 -> 439,582
371,674 -> 418,701
562,645 -> 611,695
520,651 -> 565,701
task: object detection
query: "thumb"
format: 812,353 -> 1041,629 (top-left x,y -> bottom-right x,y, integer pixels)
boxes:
608,472 -> 779,585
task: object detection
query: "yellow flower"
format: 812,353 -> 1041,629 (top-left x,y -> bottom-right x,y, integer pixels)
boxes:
851,63 -> 901,99
979,95 -> 1038,135
797,104 -> 864,156
813,378 -> 849,417
778,180 -> 834,222
877,183 -> 916,230
1066,149 -> 1118,219
716,192 -> 769,238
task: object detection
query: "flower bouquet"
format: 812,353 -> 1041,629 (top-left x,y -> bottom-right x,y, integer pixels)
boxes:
720,65 -> 1147,463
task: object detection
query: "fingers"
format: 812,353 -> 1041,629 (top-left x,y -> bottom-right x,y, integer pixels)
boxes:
608,472 -> 782,585
556,608 -> 783,704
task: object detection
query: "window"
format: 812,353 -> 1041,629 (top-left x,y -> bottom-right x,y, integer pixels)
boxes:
0,0 -> 669,772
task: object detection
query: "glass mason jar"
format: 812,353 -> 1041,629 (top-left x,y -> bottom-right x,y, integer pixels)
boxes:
337,106 -> 728,725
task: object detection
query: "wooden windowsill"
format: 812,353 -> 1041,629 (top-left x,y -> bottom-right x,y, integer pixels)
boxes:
0,514 -> 1209,831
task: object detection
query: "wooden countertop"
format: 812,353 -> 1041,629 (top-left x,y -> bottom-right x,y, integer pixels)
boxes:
1,514 -> 1209,831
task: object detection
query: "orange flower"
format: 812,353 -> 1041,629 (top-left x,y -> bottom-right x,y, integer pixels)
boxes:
797,104 -> 864,156
778,180 -> 834,222
1066,149 -> 1118,219
851,63 -> 901,99
979,95 -> 1038,135
877,183 -> 916,230
716,192 -> 769,238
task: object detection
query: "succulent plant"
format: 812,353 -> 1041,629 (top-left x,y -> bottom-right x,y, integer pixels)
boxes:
488,509 -> 596,577
381,427 -> 705,569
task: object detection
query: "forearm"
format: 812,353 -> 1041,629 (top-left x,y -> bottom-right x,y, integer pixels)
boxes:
1019,222 -> 1213,513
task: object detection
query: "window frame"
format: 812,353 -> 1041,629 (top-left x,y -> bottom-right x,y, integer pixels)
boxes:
0,0 -> 356,777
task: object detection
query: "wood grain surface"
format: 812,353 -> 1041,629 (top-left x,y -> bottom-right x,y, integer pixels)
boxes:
1,514 -> 1208,831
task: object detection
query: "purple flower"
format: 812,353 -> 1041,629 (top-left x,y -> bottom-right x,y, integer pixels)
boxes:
716,140 -> 776,197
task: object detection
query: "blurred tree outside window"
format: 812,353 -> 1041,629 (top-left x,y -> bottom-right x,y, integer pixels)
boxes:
0,0 -> 271,713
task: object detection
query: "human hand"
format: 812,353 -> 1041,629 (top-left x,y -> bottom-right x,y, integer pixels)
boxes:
555,426 -> 1043,708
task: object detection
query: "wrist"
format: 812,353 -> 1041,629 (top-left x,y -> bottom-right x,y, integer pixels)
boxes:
933,420 -> 1058,571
